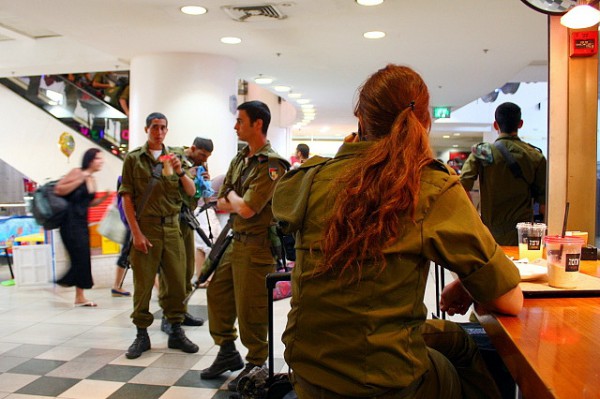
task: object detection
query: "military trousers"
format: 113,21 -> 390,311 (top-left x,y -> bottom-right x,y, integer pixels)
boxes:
159,221 -> 195,313
206,238 -> 276,365
292,319 -> 500,399
130,219 -> 186,328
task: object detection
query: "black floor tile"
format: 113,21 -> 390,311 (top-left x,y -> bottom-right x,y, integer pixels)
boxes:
107,383 -> 169,399
174,369 -> 226,388
16,376 -> 79,396
8,358 -> 65,375
87,364 -> 145,382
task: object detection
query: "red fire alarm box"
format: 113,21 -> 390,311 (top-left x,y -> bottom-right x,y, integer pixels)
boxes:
571,31 -> 598,57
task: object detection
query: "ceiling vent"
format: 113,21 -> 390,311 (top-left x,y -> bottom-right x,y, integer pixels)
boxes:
221,4 -> 288,22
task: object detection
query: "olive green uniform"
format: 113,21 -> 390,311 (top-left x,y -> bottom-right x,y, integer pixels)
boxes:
460,135 -> 546,245
272,142 -> 520,398
163,146 -> 196,308
119,143 -> 187,328
207,142 -> 288,366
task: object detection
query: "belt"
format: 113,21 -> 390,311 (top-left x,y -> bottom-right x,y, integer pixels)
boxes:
139,214 -> 179,225
232,232 -> 269,246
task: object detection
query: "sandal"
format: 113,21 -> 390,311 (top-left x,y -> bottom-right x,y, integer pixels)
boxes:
74,301 -> 98,307
111,288 -> 131,297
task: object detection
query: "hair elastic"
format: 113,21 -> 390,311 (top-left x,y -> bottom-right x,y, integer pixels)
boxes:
408,101 -> 415,111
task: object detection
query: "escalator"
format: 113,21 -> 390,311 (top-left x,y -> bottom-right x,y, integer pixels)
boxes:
0,73 -> 129,159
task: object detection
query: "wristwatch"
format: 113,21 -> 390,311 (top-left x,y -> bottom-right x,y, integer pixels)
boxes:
176,170 -> 186,178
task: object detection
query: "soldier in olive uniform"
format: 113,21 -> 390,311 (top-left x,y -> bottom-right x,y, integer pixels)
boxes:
160,137 -> 214,334
460,102 -> 547,245
271,65 -> 523,398
119,112 -> 200,359
200,101 -> 290,392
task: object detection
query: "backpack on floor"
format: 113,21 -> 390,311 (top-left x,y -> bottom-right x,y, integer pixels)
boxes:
31,180 -> 69,230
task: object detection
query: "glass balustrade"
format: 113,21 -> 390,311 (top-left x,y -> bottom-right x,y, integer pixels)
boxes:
0,73 -> 129,159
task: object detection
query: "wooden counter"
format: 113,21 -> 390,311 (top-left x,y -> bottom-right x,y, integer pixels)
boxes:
477,246 -> 600,399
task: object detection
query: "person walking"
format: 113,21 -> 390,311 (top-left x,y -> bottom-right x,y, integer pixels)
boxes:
272,65 -> 523,398
119,112 -> 199,359
200,101 -> 289,392
460,102 -> 546,245
54,148 -> 109,307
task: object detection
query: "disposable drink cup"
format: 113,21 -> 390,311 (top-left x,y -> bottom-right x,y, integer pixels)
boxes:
516,222 -> 546,261
162,161 -> 173,176
544,235 -> 584,289
159,154 -> 174,176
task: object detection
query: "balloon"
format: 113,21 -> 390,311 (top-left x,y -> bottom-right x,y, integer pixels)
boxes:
58,132 -> 75,160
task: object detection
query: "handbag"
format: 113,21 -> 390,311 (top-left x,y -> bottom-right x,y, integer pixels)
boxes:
98,205 -> 127,244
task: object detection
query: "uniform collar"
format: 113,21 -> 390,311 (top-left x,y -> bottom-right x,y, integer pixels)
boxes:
141,142 -> 169,154
496,133 -> 520,141
241,141 -> 272,158
334,141 -> 373,159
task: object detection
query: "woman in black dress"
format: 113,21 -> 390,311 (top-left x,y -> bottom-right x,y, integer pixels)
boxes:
55,148 -> 108,306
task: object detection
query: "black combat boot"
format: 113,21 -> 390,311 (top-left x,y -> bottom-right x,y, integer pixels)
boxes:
126,328 -> 151,359
168,323 -> 199,353
228,362 -> 264,392
200,341 -> 244,379
161,316 -> 172,335
182,312 -> 205,326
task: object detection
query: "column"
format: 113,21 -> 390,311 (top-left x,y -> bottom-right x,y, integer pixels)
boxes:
129,53 -> 239,176
548,17 -> 598,238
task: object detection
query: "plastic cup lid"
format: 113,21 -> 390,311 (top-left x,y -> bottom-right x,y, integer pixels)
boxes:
543,235 -> 584,245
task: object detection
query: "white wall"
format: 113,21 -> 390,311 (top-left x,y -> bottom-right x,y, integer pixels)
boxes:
0,85 -> 123,190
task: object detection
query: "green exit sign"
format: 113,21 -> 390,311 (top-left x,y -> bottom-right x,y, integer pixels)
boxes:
433,106 -> 451,119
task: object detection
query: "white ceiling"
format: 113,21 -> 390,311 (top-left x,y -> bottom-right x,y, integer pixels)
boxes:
0,0 -> 549,148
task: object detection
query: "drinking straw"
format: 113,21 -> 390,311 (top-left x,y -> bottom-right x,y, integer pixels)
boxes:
558,202 -> 570,261
530,198 -> 535,224
561,202 -> 570,237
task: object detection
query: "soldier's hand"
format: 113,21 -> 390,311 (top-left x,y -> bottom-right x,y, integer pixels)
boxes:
133,233 -> 153,254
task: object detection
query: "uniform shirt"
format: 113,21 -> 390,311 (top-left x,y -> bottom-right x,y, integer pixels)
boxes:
119,142 -> 182,218
460,135 -> 546,245
272,141 -> 520,397
219,142 -> 289,236
171,146 -> 197,210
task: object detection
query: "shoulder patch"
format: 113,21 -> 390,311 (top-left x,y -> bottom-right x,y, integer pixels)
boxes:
472,142 -> 493,165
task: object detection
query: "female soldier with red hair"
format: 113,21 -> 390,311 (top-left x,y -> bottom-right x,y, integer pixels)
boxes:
273,64 -> 523,399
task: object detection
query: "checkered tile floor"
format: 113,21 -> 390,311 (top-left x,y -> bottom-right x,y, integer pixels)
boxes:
0,275 -> 291,399
0,264 -> 456,398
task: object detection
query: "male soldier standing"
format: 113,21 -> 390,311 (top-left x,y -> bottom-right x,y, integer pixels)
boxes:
200,101 -> 290,391
460,102 -> 546,245
120,112 -> 199,359
161,136 -> 214,333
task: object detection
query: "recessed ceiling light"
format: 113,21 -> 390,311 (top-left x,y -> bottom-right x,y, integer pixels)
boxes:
254,75 -> 274,84
453,133 -> 461,136
301,104 -> 314,109
363,31 -> 386,39
356,0 -> 384,6
273,85 -> 291,92
220,36 -> 241,44
297,99 -> 310,104
452,144 -> 459,148
443,135 -> 450,139
288,92 -> 302,99
180,6 -> 207,15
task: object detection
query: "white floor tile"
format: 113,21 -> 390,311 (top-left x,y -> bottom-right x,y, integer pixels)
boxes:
56,379 -> 124,399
